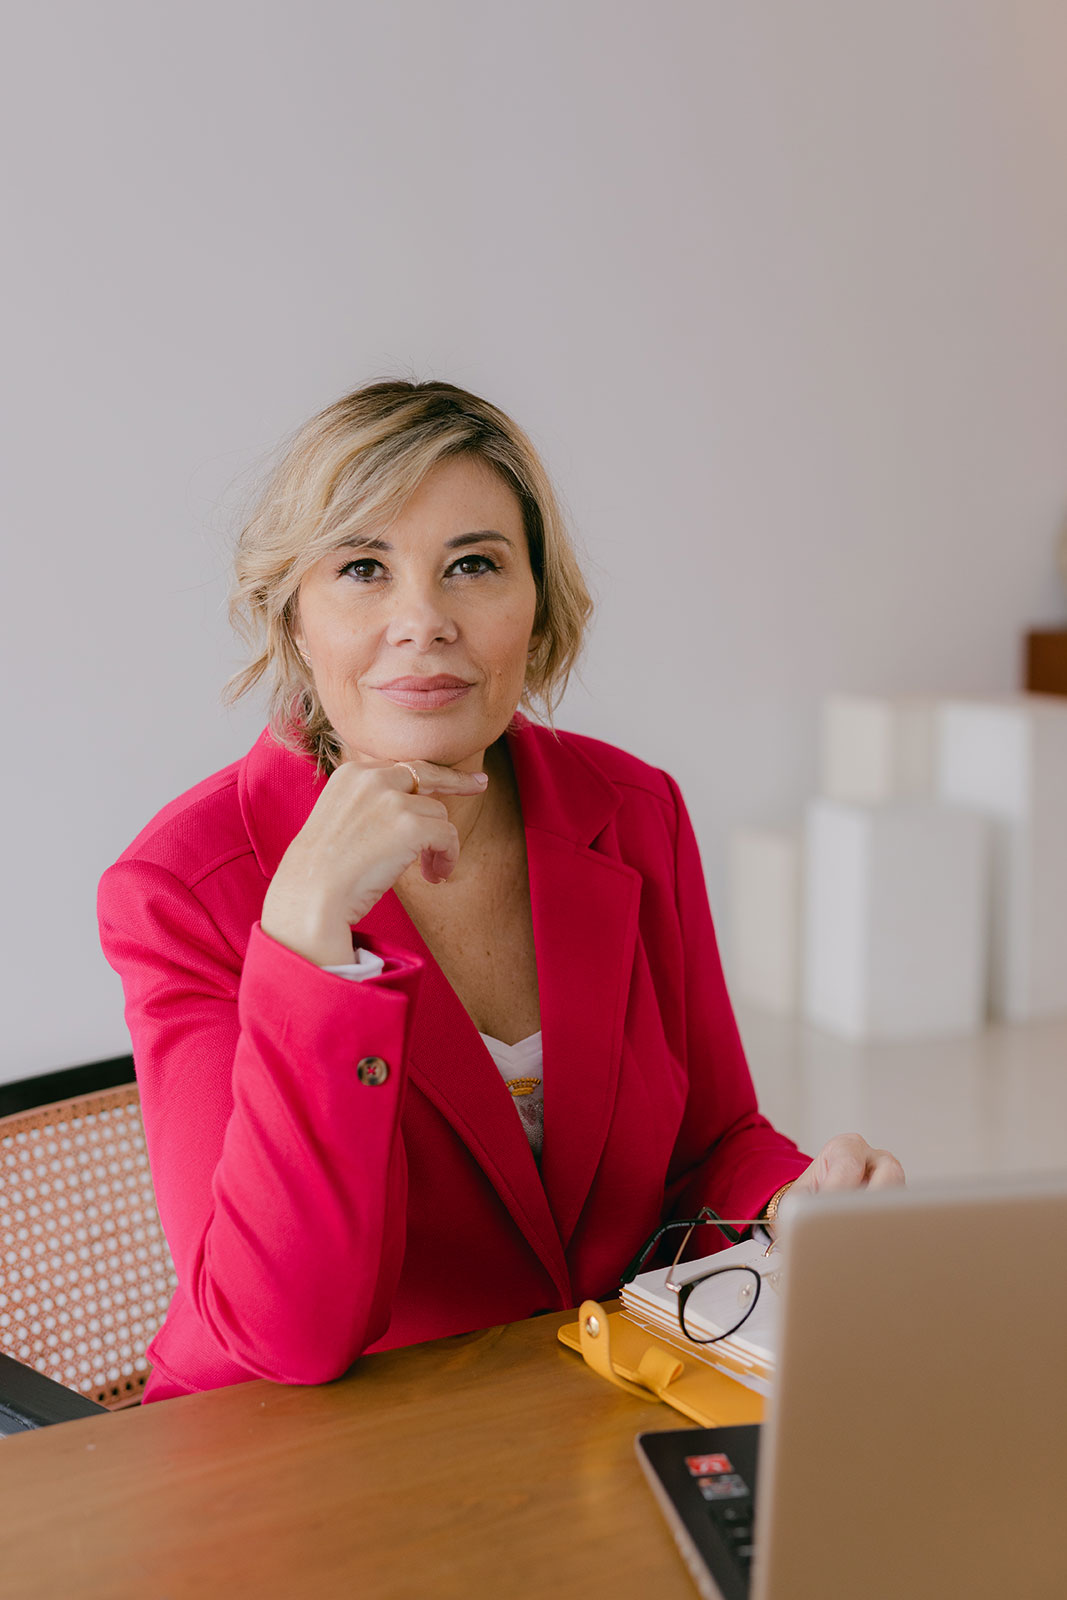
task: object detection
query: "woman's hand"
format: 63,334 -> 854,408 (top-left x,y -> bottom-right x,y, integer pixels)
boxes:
774,1133 -> 906,1230
261,755 -> 489,968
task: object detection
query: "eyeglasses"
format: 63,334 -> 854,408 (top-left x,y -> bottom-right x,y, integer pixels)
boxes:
620,1206 -> 782,1346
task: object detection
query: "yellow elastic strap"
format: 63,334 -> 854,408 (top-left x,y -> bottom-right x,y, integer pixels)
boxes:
576,1300 -> 684,1402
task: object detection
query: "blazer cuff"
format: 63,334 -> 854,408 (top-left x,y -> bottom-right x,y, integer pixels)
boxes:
251,923 -> 423,986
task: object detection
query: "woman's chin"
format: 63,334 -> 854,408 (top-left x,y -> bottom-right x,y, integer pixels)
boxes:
339,727 -> 482,769
336,699 -> 513,768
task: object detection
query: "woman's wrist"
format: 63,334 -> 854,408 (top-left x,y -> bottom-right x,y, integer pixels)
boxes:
260,891 -> 355,968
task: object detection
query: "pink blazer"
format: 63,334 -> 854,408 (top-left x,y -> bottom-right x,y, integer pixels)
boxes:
98,714 -> 809,1403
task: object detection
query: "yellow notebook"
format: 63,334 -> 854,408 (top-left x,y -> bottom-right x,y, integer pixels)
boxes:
558,1300 -> 764,1427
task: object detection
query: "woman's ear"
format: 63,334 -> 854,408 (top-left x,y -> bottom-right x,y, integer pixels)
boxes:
289,596 -> 309,663
290,624 -> 313,671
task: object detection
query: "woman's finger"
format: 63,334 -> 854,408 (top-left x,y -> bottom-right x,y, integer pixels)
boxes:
421,845 -> 455,884
815,1133 -> 871,1191
349,752 -> 489,796
864,1150 -> 907,1189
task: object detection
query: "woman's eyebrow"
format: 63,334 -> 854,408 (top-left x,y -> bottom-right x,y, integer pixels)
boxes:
334,530 -> 514,553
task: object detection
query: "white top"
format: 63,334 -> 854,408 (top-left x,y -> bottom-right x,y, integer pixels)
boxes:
324,947 -> 545,1160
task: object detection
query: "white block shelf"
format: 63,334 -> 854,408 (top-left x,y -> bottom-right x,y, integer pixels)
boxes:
936,695 -> 1067,1023
821,694 -> 939,805
802,798 -> 990,1040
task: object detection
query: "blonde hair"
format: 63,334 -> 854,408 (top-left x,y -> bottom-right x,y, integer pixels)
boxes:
225,379 -> 595,774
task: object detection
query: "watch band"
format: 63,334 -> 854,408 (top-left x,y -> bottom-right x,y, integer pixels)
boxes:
762,1181 -> 794,1225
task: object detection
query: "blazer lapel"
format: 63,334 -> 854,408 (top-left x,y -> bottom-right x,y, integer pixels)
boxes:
505,720 -> 643,1251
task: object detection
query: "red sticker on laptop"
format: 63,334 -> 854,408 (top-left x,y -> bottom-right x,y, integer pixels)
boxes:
684,1453 -> 733,1477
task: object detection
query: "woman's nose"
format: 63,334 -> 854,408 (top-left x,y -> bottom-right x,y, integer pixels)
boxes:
383,580 -> 459,650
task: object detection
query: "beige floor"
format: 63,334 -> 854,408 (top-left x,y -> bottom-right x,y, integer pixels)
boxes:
736,1002 -> 1067,1184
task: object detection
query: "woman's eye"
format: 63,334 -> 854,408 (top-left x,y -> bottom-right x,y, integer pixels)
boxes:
340,559 -> 382,581
452,554 -> 499,576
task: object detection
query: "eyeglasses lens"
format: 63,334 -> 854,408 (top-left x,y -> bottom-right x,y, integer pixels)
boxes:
679,1267 -> 761,1344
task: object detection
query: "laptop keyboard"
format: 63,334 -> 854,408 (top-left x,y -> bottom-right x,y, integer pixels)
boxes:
706,1494 -> 756,1572
693,1466 -> 756,1579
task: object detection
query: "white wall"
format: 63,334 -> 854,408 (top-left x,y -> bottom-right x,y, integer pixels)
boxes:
2,0 -> 1066,1081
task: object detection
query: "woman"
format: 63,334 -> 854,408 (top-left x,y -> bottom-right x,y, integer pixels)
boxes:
98,379 -> 904,1404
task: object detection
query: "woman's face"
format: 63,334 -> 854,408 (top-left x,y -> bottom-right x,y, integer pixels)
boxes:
293,453 -> 541,768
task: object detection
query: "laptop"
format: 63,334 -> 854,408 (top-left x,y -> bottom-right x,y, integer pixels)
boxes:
635,1170 -> 1067,1600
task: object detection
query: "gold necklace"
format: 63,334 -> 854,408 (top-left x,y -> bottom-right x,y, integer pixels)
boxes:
455,783 -> 492,854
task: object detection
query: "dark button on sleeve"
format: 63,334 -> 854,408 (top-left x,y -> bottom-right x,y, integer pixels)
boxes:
356,1056 -> 390,1087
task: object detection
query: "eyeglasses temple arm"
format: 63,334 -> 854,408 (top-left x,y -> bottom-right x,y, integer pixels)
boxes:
620,1211 -> 769,1283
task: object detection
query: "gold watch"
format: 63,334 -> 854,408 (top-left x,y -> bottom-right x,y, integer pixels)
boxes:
762,1181 -> 793,1226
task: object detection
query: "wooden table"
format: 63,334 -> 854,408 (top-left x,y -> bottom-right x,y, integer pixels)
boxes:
0,1308 -> 697,1599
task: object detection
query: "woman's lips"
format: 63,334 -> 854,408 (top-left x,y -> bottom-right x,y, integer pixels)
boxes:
375,684 -> 473,709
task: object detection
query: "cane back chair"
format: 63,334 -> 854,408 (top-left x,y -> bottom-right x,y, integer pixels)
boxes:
0,1060 -> 178,1429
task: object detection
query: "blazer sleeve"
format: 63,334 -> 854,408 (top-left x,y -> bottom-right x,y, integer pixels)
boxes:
97,857 -> 424,1387
660,773 -> 811,1224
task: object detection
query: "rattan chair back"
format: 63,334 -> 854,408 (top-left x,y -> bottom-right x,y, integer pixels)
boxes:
0,1084 -> 178,1410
